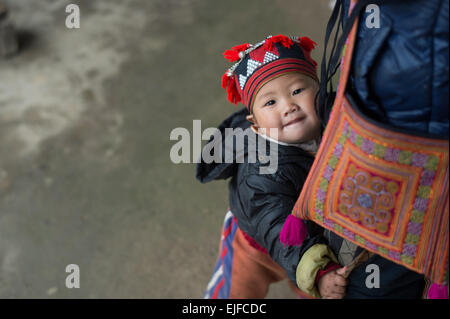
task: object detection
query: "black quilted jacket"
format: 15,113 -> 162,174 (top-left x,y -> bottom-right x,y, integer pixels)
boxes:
196,108 -> 325,284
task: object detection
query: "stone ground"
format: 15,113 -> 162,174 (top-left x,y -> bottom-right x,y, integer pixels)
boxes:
0,0 -> 331,298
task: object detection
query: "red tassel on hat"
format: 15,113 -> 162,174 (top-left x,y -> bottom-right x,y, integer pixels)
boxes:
223,43 -> 251,62
280,214 -> 308,246
221,72 -> 230,89
299,36 -> 317,51
227,74 -> 241,104
298,36 -> 318,67
264,35 -> 294,51
222,71 -> 241,104
232,43 -> 251,53
223,50 -> 240,63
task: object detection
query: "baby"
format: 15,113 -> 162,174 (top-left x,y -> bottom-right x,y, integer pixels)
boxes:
197,35 -> 346,299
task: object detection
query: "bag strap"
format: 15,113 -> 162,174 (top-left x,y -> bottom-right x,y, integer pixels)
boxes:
333,0 -> 360,103
317,0 -> 385,127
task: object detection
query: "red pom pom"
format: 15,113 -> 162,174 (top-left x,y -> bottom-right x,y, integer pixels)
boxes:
232,43 -> 250,52
223,43 -> 250,62
221,72 -> 230,89
280,214 -> 308,246
226,74 -> 241,104
427,283 -> 449,299
223,50 -> 240,62
299,36 -> 317,52
221,72 -> 241,105
264,35 -> 294,51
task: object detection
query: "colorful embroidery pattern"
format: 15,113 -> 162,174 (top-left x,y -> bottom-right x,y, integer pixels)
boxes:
295,97 -> 449,285
292,0 -> 448,284
338,163 -> 398,235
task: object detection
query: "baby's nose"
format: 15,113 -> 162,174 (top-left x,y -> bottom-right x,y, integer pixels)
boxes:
284,103 -> 299,116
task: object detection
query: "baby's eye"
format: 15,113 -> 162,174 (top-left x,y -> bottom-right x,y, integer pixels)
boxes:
265,100 -> 275,106
293,88 -> 304,95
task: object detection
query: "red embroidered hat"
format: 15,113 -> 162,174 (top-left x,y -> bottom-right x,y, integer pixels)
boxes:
221,35 -> 318,112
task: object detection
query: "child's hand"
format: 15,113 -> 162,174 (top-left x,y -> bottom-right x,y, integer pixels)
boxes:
317,266 -> 348,299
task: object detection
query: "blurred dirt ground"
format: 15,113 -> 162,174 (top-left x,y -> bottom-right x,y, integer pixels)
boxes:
0,0 -> 331,298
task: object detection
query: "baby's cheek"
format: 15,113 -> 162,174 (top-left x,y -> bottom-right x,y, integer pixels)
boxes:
304,96 -> 318,112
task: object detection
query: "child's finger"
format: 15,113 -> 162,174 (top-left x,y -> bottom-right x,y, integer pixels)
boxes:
331,285 -> 346,294
334,275 -> 348,287
335,266 -> 347,276
324,292 -> 345,299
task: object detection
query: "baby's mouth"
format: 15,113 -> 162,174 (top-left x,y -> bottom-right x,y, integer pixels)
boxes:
284,115 -> 306,127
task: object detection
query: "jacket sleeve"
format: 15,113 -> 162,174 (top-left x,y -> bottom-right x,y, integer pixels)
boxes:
236,173 -> 328,285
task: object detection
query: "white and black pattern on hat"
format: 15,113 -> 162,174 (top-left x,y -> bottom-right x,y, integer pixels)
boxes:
246,59 -> 262,77
237,59 -> 262,90
239,74 -> 247,90
263,52 -> 279,64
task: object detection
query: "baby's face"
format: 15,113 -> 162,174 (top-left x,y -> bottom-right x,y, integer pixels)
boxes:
251,72 -> 321,144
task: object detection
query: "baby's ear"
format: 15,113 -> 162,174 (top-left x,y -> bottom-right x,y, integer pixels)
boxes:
246,114 -> 257,126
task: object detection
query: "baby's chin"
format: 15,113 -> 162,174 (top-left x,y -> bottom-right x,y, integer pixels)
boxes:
280,137 -> 307,144
261,127 -> 311,144
279,129 -> 309,144
280,122 -> 320,144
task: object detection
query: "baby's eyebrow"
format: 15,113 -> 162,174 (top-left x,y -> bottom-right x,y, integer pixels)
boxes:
257,91 -> 276,101
288,78 -> 308,87
256,77 -> 310,102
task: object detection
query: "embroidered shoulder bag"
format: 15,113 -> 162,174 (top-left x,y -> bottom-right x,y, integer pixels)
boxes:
281,0 -> 449,285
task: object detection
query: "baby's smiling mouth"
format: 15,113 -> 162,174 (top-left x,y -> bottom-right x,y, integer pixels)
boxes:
284,115 -> 306,127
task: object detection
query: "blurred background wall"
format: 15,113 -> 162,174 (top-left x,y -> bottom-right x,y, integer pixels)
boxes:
0,0 -> 331,298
